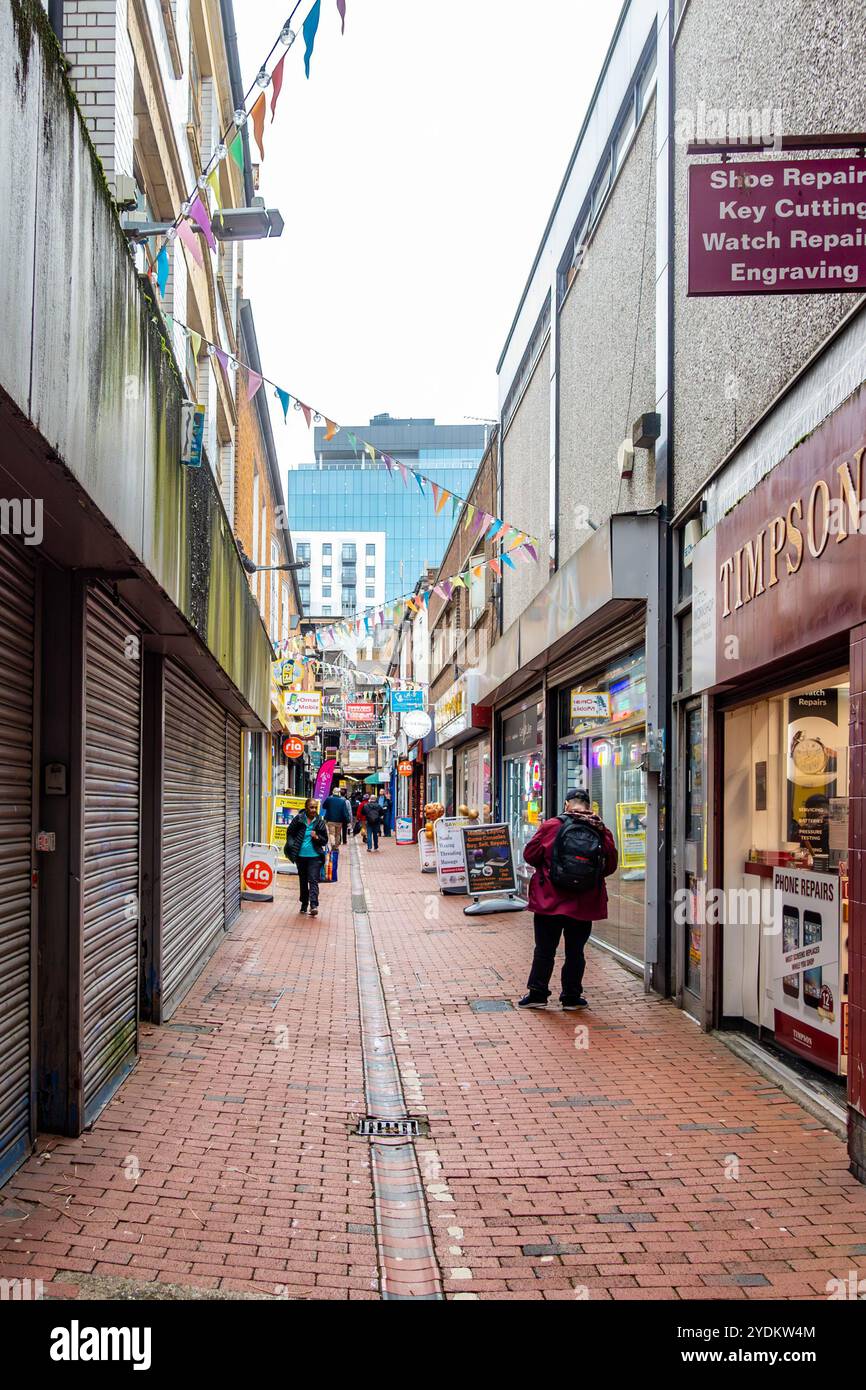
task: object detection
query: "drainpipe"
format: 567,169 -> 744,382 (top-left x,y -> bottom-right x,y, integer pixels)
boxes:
647,0 -> 676,999
219,0 -> 255,208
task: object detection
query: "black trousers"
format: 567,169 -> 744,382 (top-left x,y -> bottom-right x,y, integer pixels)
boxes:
297,856 -> 322,910
527,914 -> 592,1000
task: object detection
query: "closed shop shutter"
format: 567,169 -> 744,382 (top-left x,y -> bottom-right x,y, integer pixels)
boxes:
161,660 -> 227,1016
225,714 -> 241,927
82,587 -> 141,1125
0,543 -> 35,1184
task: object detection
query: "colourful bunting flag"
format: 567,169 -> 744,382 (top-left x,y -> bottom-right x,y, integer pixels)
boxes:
276,387 -> 291,420
271,53 -> 286,121
430,482 -> 440,511
489,557 -> 502,577
501,552 -> 516,569
177,217 -> 203,266
450,495 -> 461,519
435,488 -> 450,515
189,329 -> 202,359
229,130 -> 245,172
463,504 -> 475,531
346,431 -> 358,452
486,518 -> 503,540
155,245 -> 169,297
303,0 -> 322,78
397,462 -> 409,486
472,566 -> 482,578
451,574 -> 466,589
206,166 -> 222,210
247,369 -> 263,402
250,92 -> 267,160
433,584 -> 448,599
214,346 -> 230,374
522,542 -> 539,562
381,453 -> 394,475
325,419 -> 338,441
442,581 -> 453,599
471,509 -> 488,538
337,0 -> 346,33
189,194 -> 215,251
364,442 -> 376,466
413,471 -> 426,495
300,402 -> 312,427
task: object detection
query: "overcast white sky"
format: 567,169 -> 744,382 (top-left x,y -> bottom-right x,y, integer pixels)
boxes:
235,0 -> 621,475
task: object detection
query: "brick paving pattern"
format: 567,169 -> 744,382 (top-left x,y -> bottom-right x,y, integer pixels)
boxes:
1,839 -> 865,1300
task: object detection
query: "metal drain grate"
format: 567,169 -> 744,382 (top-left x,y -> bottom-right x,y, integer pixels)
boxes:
356,1117 -> 421,1138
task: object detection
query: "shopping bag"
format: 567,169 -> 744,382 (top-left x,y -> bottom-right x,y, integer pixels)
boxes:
324,847 -> 339,883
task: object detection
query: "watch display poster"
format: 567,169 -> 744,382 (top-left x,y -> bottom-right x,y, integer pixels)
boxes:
785,690 -> 840,844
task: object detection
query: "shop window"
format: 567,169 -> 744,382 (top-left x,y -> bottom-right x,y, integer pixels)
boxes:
555,650 -> 647,963
721,675 -> 849,1077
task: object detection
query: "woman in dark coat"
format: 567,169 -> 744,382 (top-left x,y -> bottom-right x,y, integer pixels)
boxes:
284,799 -> 329,917
519,789 -> 618,1010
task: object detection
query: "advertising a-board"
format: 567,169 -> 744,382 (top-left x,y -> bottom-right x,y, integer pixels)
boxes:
461,823 -> 517,896
241,842 -> 278,900
434,817 -> 471,893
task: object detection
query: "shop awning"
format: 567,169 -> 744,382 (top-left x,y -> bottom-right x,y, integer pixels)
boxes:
479,513 -> 659,708
364,772 -> 389,785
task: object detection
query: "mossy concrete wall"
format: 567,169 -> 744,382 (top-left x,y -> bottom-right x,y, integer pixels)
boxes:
0,0 -> 270,726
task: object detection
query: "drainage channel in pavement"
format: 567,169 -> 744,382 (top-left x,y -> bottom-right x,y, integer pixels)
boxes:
350,844 -> 444,1302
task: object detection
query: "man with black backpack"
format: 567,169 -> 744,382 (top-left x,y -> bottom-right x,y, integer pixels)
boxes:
360,793 -> 382,852
518,789 -> 618,1010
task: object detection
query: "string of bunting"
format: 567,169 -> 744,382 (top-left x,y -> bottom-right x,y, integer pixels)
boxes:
147,1 -> 347,297
163,315 -> 543,571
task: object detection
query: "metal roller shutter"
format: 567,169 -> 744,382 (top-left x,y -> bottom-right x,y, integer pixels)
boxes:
82,587 -> 141,1125
161,660 -> 227,1014
225,715 -> 241,928
0,543 -> 35,1184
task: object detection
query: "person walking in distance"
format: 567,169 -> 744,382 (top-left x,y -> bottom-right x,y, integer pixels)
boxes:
518,789 -> 618,1010
283,798 -> 329,917
361,793 -> 382,852
320,788 -> 351,852
380,789 -> 393,837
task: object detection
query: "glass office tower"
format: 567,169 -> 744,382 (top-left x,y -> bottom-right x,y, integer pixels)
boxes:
288,415 -> 486,609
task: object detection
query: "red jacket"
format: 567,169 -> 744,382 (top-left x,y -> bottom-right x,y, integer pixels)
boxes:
523,813 -> 618,921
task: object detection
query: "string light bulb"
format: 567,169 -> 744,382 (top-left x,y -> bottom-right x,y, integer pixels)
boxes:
215,142 -> 227,162
233,107 -> 248,127
280,23 -> 296,46
255,67 -> 270,89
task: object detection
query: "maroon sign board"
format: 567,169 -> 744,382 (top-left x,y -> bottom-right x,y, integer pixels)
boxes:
688,157 -> 866,296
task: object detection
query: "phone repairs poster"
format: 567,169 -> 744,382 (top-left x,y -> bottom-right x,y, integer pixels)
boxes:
772,866 -> 841,1073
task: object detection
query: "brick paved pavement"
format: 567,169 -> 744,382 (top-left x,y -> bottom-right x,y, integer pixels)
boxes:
1,838 -> 866,1301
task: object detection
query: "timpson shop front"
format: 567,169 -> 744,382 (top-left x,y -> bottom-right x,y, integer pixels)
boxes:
686,369 -> 866,1180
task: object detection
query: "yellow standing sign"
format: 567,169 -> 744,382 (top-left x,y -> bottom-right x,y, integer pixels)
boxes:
271,794 -> 307,853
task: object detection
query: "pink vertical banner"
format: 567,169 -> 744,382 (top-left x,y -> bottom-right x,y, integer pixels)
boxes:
314,758 -> 337,802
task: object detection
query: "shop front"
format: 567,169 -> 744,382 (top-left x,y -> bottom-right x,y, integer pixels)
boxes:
551,646 -> 648,964
499,694 -> 545,893
688,375 -> 866,1178
433,672 -> 491,820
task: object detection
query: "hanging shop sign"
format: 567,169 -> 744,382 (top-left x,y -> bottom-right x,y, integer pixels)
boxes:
180,401 -> 205,467
283,690 -> 322,718
282,735 -> 304,759
397,760 -> 413,776
376,733 -> 396,748
390,688 -> 425,712
241,842 -> 278,900
688,157 -> 866,297
772,866 -> 844,1074
690,393 -> 866,691
346,700 -> 376,723
402,709 -> 432,741
433,672 -> 491,746
461,823 -> 517,896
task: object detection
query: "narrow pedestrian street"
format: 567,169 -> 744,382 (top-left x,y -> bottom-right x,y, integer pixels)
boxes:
3,844 -> 865,1303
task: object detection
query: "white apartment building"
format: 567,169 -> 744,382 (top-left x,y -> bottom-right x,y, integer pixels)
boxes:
293,531 -> 387,617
